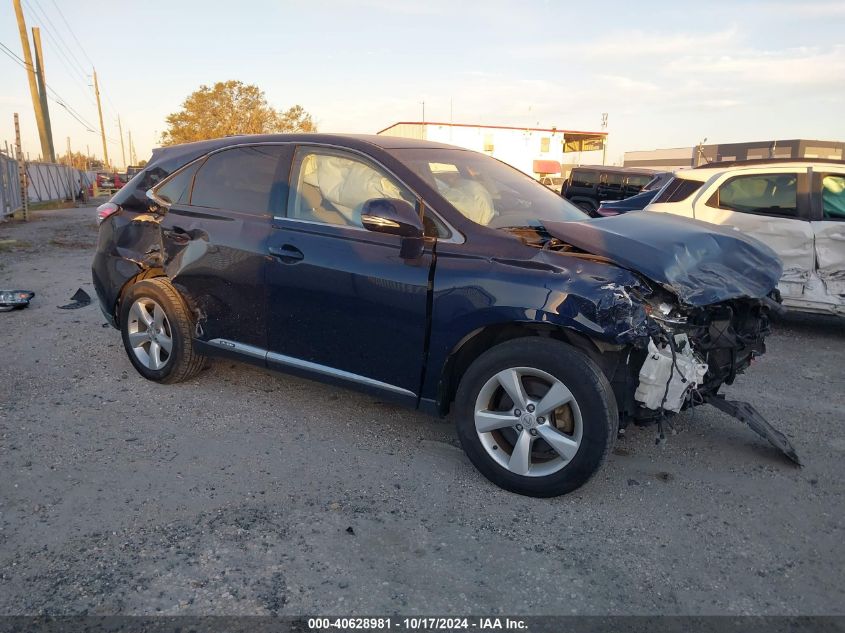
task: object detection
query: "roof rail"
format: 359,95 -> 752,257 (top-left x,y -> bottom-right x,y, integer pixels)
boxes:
694,156 -> 845,169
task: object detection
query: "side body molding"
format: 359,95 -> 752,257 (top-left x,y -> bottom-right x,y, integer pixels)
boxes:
205,338 -> 416,400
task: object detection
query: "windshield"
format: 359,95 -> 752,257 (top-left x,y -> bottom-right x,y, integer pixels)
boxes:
391,148 -> 587,229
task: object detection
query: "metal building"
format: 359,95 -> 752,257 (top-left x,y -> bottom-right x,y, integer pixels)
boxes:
624,139 -> 845,170
377,121 -> 607,178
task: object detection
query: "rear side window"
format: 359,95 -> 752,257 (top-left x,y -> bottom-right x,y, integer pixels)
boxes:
570,170 -> 599,187
603,173 -> 624,188
155,162 -> 199,205
626,174 -> 652,189
707,173 -> 797,217
653,177 -> 703,203
190,145 -> 287,215
822,174 -> 845,219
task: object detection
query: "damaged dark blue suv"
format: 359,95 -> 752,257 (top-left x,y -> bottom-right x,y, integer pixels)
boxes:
93,134 -> 797,497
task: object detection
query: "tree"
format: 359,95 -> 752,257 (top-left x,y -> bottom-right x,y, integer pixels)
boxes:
160,80 -> 316,145
57,150 -> 103,170
278,104 -> 316,133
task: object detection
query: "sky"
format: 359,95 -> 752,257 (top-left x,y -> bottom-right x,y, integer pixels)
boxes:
1,0 -> 843,167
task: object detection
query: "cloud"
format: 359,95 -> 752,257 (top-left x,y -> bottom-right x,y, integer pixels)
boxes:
773,1 -> 845,17
668,45 -> 845,87
512,27 -> 738,61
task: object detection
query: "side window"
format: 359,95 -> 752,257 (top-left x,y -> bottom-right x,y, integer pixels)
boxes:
707,173 -> 798,218
605,173 -> 624,189
626,174 -> 652,190
821,174 -> 845,220
190,145 -> 287,215
422,206 -> 451,239
288,148 -> 416,228
155,161 -> 200,205
653,177 -> 703,203
571,170 -> 598,187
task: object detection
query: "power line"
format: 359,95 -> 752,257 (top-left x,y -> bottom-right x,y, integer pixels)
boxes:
2,0 -> 123,157
0,39 -> 28,67
1,40 -> 98,134
49,0 -> 94,68
21,0 -> 97,111
30,0 -> 125,141
0,40 -> 97,130
26,0 -> 87,80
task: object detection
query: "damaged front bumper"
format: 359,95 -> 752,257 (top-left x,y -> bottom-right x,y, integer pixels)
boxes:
622,294 -> 801,466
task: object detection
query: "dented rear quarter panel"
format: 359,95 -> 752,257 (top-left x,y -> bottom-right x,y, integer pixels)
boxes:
92,211 -> 165,325
159,205 -> 271,350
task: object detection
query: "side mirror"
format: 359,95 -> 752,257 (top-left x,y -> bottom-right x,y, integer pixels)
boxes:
360,198 -> 423,238
145,187 -> 171,210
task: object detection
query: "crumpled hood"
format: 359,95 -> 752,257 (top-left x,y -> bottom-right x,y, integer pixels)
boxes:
543,212 -> 783,306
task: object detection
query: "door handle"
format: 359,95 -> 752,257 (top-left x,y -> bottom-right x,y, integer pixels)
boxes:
269,244 -> 304,264
163,225 -> 190,244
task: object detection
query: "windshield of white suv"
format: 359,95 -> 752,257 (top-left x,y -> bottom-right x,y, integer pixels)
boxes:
391,148 -> 587,229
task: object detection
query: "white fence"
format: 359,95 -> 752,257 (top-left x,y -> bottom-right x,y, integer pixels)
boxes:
0,155 -> 94,218
26,162 -> 94,203
1,154 -> 23,218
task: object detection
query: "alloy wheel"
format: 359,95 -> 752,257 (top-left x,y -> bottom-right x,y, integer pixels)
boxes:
127,297 -> 173,371
474,367 -> 583,477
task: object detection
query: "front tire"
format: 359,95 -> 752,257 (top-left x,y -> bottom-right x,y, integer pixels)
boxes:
119,278 -> 204,384
455,338 -> 617,497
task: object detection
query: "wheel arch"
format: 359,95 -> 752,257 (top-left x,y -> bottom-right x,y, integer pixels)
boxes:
436,321 -> 617,417
113,267 -> 166,326
567,196 -> 598,211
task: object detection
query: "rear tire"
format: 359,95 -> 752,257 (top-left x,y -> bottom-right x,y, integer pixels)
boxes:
454,338 -> 617,497
119,278 -> 204,384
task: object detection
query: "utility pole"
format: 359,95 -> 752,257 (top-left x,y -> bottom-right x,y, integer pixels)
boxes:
601,112 -> 609,166
14,113 -> 28,221
13,0 -> 51,164
696,137 -> 708,167
117,115 -> 126,170
66,136 -> 75,201
93,68 -> 109,170
31,27 -> 55,162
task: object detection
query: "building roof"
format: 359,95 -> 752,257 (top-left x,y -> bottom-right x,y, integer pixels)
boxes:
377,121 -> 607,137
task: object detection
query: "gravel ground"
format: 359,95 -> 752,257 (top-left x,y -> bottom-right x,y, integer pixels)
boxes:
0,205 -> 843,616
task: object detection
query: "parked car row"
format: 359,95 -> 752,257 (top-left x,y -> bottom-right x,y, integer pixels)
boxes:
644,159 -> 845,316
560,166 -> 670,213
548,157 -> 844,316
95,171 -> 129,194
95,133 -> 798,498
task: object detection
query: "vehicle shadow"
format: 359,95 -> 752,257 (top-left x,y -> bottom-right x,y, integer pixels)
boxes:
771,311 -> 843,337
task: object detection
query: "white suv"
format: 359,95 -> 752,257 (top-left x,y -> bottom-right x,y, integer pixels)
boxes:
644,160 -> 845,316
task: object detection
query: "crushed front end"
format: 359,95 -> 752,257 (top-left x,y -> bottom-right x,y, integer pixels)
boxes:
537,213 -> 801,465
613,288 -> 800,464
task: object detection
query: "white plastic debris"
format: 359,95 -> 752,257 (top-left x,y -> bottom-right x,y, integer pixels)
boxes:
635,334 -> 708,412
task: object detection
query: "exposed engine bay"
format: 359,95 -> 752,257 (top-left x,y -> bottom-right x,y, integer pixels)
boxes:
515,224 -> 801,465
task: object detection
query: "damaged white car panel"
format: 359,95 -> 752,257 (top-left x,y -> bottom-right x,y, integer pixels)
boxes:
645,160 -> 845,316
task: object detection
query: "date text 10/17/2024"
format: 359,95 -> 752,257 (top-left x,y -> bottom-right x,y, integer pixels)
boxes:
307,618 -> 528,630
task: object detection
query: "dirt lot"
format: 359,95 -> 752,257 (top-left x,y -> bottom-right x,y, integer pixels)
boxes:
1,206 -> 843,616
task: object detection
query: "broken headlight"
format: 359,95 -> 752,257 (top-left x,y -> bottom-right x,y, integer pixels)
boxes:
0,289 -> 35,311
